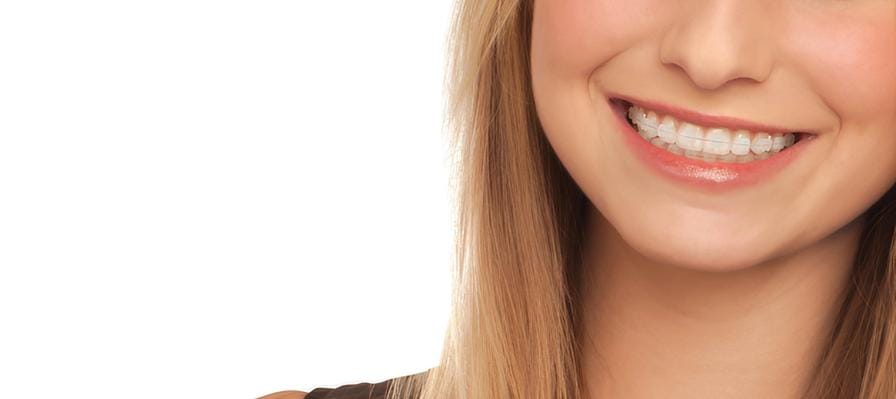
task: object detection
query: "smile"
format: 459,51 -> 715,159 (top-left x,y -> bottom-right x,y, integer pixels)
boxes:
607,95 -> 818,190
621,100 -> 808,163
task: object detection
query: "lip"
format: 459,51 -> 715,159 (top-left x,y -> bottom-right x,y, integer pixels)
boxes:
607,98 -> 815,192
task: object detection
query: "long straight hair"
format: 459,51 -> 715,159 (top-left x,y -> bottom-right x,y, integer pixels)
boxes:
387,0 -> 896,397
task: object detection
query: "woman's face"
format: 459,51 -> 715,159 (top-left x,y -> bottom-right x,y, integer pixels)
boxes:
531,0 -> 896,270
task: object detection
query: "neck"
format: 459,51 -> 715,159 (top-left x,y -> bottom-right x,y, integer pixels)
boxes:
578,205 -> 863,399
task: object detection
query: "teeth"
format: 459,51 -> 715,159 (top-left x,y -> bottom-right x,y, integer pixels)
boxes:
771,133 -> 786,152
750,133 -> 773,154
667,143 -> 684,155
677,123 -> 704,152
703,128 -> 732,155
631,109 -> 658,139
627,104 -> 799,161
658,115 -> 676,144
628,106 -> 641,124
731,130 -> 751,155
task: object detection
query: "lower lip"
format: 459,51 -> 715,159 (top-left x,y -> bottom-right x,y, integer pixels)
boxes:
608,99 -> 814,192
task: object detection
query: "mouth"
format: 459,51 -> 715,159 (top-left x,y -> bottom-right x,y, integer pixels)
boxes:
607,96 -> 818,190
611,97 -> 814,163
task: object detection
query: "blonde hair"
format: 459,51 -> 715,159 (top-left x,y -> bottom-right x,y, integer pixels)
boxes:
386,0 -> 896,397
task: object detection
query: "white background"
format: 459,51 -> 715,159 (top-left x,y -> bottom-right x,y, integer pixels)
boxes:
0,1 -> 455,397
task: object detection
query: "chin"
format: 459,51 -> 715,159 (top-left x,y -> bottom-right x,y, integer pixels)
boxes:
641,240 -> 772,272
615,219 -> 780,273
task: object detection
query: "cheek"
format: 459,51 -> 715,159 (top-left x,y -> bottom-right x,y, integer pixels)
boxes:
532,0 -> 654,78
786,13 -> 896,122
785,13 -> 896,229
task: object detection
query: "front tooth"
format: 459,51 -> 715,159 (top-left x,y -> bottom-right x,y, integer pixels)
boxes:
657,116 -> 677,144
751,132 -> 773,154
677,122 -> 704,152
770,133 -> 786,152
703,128 -> 732,155
730,130 -> 751,155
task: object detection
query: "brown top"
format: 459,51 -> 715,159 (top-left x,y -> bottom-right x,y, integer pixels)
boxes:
303,370 -> 428,399
304,377 -> 392,399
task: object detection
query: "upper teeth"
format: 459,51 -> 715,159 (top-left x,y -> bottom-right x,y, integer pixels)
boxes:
627,105 -> 796,156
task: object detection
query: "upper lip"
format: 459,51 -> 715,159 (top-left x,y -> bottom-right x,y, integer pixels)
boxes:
610,93 -> 814,135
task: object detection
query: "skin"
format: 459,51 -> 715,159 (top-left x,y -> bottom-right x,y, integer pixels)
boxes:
530,0 -> 896,398
257,391 -> 305,399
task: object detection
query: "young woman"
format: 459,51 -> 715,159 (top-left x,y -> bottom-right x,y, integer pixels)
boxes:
276,0 -> 896,398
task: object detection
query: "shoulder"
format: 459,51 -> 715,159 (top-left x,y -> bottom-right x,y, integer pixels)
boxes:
258,391 -> 306,399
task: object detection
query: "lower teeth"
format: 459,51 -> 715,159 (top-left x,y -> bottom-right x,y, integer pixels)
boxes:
647,137 -> 770,163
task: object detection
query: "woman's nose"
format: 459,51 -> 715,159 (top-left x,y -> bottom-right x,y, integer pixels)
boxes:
658,0 -> 775,91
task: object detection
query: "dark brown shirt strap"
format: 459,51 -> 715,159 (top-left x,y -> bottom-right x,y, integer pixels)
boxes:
305,378 -> 392,399
302,368 -> 432,399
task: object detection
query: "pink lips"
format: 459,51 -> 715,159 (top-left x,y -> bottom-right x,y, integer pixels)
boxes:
608,98 -> 814,192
